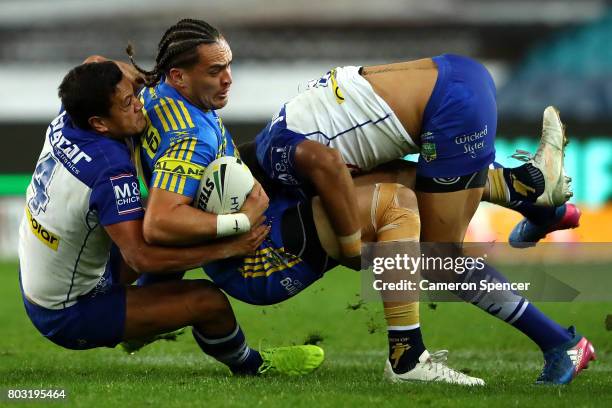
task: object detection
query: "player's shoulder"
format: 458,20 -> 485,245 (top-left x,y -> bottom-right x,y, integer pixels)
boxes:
84,136 -> 135,186
143,83 -> 220,142
50,114 -> 134,187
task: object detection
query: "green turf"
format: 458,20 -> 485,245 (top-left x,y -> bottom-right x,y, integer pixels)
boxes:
0,174 -> 149,197
1,260 -> 611,407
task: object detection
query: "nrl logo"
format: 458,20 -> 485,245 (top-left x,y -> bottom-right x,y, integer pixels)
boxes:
421,142 -> 437,162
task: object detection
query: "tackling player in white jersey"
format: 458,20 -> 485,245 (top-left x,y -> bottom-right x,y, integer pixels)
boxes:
18,59 -> 323,376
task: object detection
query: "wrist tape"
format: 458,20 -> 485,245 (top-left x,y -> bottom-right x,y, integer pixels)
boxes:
216,213 -> 250,238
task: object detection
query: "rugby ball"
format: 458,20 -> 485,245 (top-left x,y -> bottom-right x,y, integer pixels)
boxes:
194,156 -> 255,214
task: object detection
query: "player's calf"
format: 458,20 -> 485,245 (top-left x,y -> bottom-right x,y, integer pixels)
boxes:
124,279 -> 235,339
443,264 -> 582,385
126,280 -> 264,375
127,280 -> 324,376
367,184 -> 485,385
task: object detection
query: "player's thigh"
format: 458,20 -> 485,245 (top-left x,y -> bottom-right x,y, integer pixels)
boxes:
417,187 -> 483,243
353,160 -> 417,189
124,279 -> 232,339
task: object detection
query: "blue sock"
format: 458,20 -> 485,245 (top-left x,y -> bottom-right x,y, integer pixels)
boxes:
490,161 -> 564,225
458,263 -> 572,352
501,163 -> 545,203
511,304 -> 572,351
388,326 -> 426,374
192,325 -> 263,375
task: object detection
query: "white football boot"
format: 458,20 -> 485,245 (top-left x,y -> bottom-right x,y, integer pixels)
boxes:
514,106 -> 572,206
384,350 -> 485,386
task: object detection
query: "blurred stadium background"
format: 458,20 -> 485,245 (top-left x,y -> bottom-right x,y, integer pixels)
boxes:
1,0 -> 612,259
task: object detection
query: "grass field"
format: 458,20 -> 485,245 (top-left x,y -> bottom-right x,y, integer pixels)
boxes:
1,260 -> 611,407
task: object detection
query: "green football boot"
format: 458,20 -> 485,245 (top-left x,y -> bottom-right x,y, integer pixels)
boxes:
257,345 -> 325,376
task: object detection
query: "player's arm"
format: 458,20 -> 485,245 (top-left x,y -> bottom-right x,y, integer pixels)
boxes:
92,157 -> 269,272
105,218 -> 269,274
143,182 -> 268,245
294,140 -> 362,260
141,118 -> 269,245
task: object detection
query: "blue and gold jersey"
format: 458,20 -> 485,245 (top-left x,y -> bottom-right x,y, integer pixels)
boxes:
204,191 -> 334,306
136,81 -> 238,199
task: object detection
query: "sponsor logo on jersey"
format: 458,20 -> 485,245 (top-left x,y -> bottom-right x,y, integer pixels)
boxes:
154,158 -> 204,178
110,174 -> 142,215
329,69 -> 345,104
142,120 -> 161,159
47,112 -> 93,174
25,206 -> 60,250
303,69 -> 345,104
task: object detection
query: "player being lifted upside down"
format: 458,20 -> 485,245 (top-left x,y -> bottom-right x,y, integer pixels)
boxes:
248,55 -> 593,384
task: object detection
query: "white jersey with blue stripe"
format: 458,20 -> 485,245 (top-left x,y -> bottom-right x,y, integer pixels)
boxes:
286,66 -> 418,172
18,111 -> 144,310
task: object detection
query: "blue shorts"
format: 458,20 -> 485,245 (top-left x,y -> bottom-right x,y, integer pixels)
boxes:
255,110 -> 306,188
20,246 -> 126,350
417,54 -> 497,179
205,192 -> 336,305
255,54 -> 497,191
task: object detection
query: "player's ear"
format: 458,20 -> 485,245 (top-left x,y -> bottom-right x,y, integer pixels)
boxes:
167,67 -> 186,88
88,116 -> 109,134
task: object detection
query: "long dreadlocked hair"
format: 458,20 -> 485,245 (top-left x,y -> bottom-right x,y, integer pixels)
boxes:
126,19 -> 222,87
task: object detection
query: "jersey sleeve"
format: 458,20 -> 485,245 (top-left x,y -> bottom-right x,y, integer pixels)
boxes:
149,129 -> 217,200
90,145 -> 144,226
